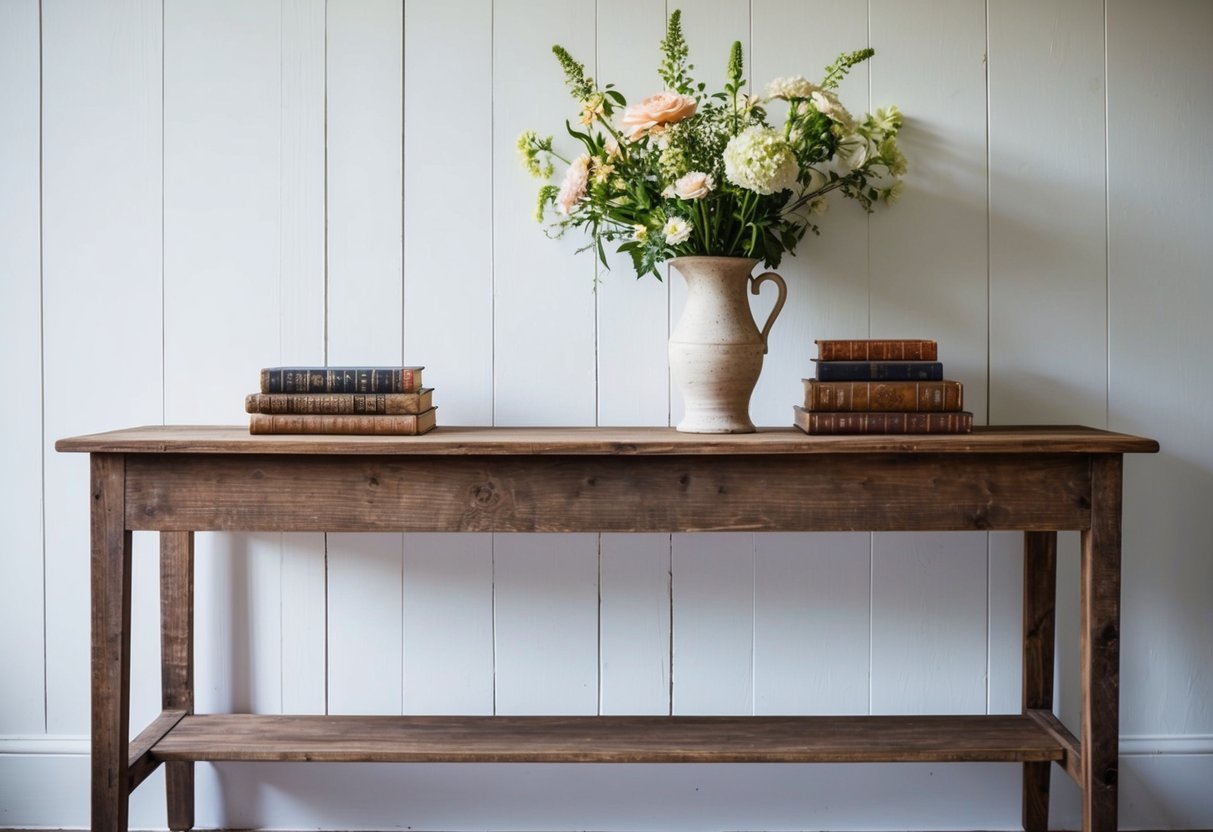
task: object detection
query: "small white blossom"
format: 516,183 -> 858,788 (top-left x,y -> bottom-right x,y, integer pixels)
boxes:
837,134 -> 870,170
809,197 -> 829,216
884,181 -> 904,204
662,216 -> 692,245
633,224 -> 648,241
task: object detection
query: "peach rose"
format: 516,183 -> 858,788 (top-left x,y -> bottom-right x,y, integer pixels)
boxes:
674,171 -> 714,200
620,91 -> 697,140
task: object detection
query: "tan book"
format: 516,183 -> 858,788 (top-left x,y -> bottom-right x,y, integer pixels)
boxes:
245,389 -> 433,415
793,405 -> 971,435
248,407 -> 437,435
804,379 -> 963,412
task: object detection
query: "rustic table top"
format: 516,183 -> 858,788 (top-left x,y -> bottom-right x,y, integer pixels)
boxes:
56,424 -> 1159,456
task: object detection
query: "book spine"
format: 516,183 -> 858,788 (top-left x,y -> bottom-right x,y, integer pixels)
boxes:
814,361 -> 944,381
804,380 -> 963,412
245,390 -> 432,415
260,367 -> 423,394
794,406 -> 972,435
248,409 -> 436,435
815,339 -> 938,361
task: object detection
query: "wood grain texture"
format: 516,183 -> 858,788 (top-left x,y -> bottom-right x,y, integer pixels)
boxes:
57,424 -> 1160,455
1081,455 -> 1123,832
91,454 -> 132,832
126,709 -> 187,793
1022,531 -> 1058,832
160,532 -> 195,830
120,452 -> 1096,534
151,714 -> 1065,764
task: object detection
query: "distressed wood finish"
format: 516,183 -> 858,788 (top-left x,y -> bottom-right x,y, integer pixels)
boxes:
160,532 -> 195,831
1082,455 -> 1124,832
90,454 -> 132,832
152,714 -> 1064,764
55,424 -> 1160,456
126,709 -> 187,793
63,425 -> 1155,832
121,452 -> 1093,534
1023,530 -> 1059,831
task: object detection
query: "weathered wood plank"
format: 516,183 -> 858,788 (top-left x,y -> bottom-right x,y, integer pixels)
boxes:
126,708 -> 188,793
1022,530 -> 1058,832
56,424 -> 1161,456
1081,455 -> 1123,832
160,532 -> 195,830
122,453 -> 1094,533
91,454 -> 132,832
152,714 -> 1064,764
1028,708 -> 1082,785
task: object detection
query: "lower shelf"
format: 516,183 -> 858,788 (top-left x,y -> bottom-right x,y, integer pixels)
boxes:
151,714 -> 1065,764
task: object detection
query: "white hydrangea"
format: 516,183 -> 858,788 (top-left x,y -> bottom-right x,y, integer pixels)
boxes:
765,75 -> 818,101
722,126 -> 799,195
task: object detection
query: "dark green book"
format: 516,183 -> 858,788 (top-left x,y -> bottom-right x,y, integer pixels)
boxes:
260,366 -> 424,394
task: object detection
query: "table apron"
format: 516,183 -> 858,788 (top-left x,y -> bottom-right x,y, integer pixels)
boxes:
122,452 -> 1093,533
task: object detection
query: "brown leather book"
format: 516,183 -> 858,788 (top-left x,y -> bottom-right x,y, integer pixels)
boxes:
248,407 -> 437,435
815,339 -> 938,361
245,389 -> 433,415
793,405 -> 971,434
804,379 -> 963,412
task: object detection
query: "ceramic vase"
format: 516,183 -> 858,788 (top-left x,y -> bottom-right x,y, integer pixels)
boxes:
668,256 -> 788,433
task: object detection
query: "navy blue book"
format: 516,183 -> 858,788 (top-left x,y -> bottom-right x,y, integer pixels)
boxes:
813,360 -> 944,381
260,366 -> 424,394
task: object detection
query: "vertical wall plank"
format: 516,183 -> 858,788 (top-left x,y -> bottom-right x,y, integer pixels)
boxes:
599,534 -> 671,714
492,0 -> 598,426
1108,0 -> 1213,739
987,1 -> 1107,722
750,0 -> 872,425
754,533 -> 871,715
0,0 -> 45,735
871,532 -> 990,714
663,0 -> 756,723
164,0 -> 283,717
404,0 -> 493,426
594,0 -> 672,716
672,533 -> 754,715
401,534 -> 494,714
401,0 -> 496,717
595,0 -> 670,427
494,534 -> 600,715
868,0 -> 990,719
750,0 -> 874,723
278,0 -> 328,716
41,0 -> 163,735
325,0 -> 405,716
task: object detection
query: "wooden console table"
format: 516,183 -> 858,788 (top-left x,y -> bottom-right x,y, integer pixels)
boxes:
56,425 -> 1158,832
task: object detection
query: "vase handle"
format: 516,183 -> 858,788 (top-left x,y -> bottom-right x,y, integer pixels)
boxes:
750,271 -> 788,355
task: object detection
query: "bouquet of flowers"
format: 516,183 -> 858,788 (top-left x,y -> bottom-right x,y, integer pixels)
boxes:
518,9 -> 906,280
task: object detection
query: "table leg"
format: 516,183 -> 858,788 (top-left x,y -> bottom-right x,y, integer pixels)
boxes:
1022,530 -> 1058,831
1081,455 -> 1123,832
161,532 -> 196,831
91,454 -> 132,832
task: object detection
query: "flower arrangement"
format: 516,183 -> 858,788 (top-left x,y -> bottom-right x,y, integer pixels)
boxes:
518,9 -> 906,280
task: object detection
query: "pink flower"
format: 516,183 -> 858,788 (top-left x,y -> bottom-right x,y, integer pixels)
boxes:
557,154 -> 591,214
619,91 -> 698,140
674,171 -> 714,200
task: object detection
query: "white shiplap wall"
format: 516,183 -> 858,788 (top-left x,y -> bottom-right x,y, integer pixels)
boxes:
1,0 -> 1211,829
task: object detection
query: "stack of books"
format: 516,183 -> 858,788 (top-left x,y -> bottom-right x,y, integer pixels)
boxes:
793,339 -> 972,434
245,366 -> 437,435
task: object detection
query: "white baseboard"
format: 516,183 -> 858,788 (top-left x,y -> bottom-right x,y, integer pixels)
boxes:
2,735 -> 1210,831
